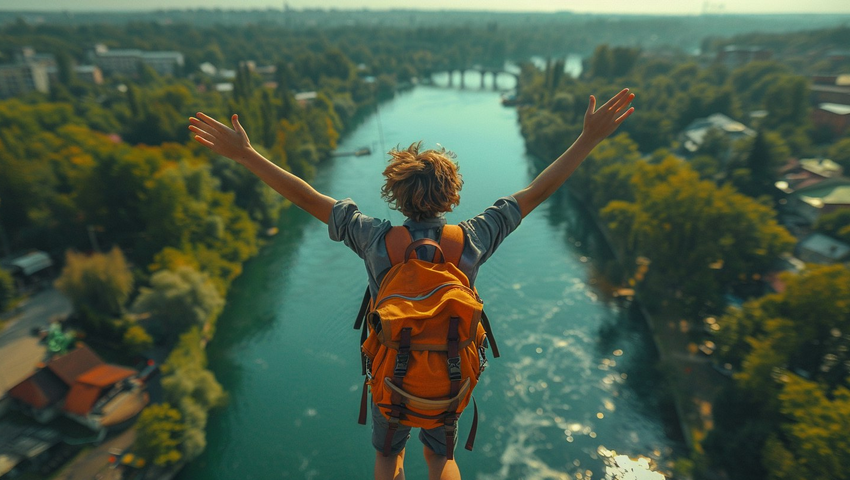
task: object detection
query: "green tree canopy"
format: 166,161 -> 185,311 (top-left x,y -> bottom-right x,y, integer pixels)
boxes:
134,403 -> 184,467
54,247 -> 134,316
132,266 -> 224,337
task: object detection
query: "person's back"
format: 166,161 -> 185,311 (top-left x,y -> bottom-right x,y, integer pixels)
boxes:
189,88 -> 635,480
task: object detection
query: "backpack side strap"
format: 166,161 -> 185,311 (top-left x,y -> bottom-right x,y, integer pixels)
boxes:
440,225 -> 464,266
385,226 -> 413,266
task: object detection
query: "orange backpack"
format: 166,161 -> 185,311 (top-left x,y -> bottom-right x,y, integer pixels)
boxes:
353,225 -> 500,460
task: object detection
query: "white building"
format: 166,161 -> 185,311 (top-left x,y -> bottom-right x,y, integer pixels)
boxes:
0,63 -> 49,98
91,45 -> 184,77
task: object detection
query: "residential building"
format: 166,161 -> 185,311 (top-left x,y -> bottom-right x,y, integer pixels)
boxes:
140,51 -> 184,76
9,343 -> 150,432
91,44 -> 184,77
796,233 -> 850,264
9,343 -> 102,423
0,63 -> 49,98
810,84 -> 850,105
782,177 -> 850,227
776,157 -> 844,195
680,113 -> 756,156
812,103 -> 850,137
73,65 -> 103,85
2,251 -> 54,290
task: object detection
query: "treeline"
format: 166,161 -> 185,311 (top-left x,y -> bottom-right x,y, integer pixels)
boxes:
518,41 -> 850,479
5,10 -> 850,58
702,25 -> 850,73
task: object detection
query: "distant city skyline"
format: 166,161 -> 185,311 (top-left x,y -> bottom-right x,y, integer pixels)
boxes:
4,0 -> 850,15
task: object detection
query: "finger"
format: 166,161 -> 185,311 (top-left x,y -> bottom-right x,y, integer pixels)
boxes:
615,107 -> 635,124
193,135 -> 215,148
231,114 -> 246,136
612,93 -> 636,113
188,124 -> 215,142
586,95 -> 596,115
601,88 -> 630,110
196,112 -> 230,132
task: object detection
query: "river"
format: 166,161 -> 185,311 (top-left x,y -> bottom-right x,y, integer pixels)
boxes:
177,72 -> 681,480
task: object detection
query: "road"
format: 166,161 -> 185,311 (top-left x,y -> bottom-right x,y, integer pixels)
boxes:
0,288 -> 72,397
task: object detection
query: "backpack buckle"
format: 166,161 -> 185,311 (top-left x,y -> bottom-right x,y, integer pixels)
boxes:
394,352 -> 410,377
444,417 -> 457,434
447,357 -> 462,381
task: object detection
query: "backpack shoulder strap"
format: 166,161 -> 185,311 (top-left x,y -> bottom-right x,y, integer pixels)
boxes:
385,226 -> 413,266
440,225 -> 465,266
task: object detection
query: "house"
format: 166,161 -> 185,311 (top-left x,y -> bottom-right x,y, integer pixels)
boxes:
9,343 -> 149,431
810,84 -> 850,106
796,233 -> 850,264
775,157 -> 844,195
782,177 -> 850,227
9,343 -> 103,423
680,113 -> 756,156
812,103 -> 850,137
2,251 -> 54,291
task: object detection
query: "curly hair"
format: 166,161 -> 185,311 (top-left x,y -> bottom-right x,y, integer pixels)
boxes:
381,142 -> 463,222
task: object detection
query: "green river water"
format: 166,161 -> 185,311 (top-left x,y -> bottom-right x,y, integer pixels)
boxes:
177,73 -> 681,480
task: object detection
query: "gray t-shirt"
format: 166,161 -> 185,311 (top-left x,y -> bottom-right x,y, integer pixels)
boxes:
328,196 -> 523,298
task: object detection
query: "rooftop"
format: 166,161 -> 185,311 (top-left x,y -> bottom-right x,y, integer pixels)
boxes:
818,103 -> 850,116
799,233 -> 850,261
46,343 -> 104,386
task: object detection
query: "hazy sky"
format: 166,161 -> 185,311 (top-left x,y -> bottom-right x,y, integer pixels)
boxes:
2,0 -> 850,14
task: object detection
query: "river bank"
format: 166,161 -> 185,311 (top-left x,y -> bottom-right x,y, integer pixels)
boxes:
564,170 -> 731,477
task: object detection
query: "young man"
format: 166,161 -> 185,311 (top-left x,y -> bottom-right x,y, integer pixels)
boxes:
188,88 -> 634,480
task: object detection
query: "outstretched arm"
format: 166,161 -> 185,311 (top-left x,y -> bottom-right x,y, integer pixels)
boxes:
189,112 -> 336,224
513,88 -> 635,218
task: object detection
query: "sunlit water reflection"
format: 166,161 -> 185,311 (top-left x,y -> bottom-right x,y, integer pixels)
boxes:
178,82 -> 681,480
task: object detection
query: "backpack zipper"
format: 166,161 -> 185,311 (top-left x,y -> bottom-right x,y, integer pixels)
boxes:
374,283 -> 478,309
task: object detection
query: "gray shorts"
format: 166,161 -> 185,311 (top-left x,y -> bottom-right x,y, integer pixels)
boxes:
371,402 -> 457,456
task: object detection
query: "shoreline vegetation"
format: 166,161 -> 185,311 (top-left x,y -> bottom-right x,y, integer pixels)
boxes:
0,11 -> 849,480
516,37 -> 850,479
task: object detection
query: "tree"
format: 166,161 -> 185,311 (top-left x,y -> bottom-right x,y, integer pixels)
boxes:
769,375 -> 850,479
588,44 -> 613,79
54,247 -> 134,316
727,130 -> 789,199
828,137 -> 850,173
134,403 -> 184,467
0,267 -> 14,313
600,157 -> 794,310
761,75 -> 809,129
813,208 -> 850,244
158,328 -> 227,461
707,265 -> 850,478
123,324 -> 153,355
132,266 -> 224,336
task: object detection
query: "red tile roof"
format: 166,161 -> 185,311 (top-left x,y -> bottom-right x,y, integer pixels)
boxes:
75,364 -> 136,388
9,369 -> 68,408
63,365 -> 136,416
46,344 -> 104,386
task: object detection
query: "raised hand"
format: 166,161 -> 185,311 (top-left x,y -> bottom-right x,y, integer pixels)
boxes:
581,88 -> 635,144
188,112 -> 253,163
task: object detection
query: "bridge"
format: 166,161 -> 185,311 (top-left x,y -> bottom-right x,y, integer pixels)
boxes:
435,66 -> 520,90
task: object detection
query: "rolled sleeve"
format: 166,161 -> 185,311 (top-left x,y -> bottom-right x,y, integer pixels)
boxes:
328,198 -> 392,259
459,196 -> 522,267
